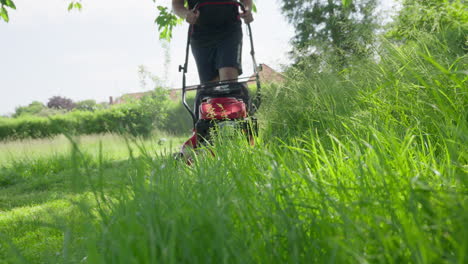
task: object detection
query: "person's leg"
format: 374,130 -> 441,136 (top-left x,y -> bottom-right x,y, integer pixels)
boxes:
219,67 -> 239,82
191,44 -> 219,120
191,44 -> 218,84
216,29 -> 243,82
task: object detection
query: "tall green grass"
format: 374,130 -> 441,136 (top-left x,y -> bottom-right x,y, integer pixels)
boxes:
43,30 -> 465,263
70,128 -> 466,263
1,27 -> 466,264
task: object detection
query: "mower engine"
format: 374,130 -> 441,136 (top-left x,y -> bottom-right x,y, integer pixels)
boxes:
180,82 -> 258,157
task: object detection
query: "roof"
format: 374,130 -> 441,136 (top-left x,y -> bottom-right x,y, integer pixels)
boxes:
248,64 -> 285,84
112,91 -> 154,105
112,64 -> 285,104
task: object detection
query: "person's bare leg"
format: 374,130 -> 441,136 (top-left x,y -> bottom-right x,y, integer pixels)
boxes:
219,67 -> 239,82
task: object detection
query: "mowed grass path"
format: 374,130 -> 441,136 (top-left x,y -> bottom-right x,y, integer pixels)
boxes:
0,134 -> 184,263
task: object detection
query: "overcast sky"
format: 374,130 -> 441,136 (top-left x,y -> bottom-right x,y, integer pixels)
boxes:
0,0 -> 295,115
0,0 -> 398,116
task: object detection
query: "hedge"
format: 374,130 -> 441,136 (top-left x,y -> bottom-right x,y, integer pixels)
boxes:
0,90 -> 169,141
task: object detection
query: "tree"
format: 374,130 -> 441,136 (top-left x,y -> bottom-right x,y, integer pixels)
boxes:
13,101 -> 46,117
75,99 -> 99,111
47,96 -> 75,110
281,0 -> 378,67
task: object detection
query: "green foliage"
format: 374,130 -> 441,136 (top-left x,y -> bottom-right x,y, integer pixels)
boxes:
280,0 -> 378,67
13,101 -> 46,118
0,0 -> 83,22
0,133 -> 185,263
47,96 -> 75,110
0,89 -> 170,140
0,0 -> 16,22
1,2 -> 466,263
388,0 -> 467,56
155,6 -> 182,40
163,92 -> 195,134
1,30 -> 467,264
74,99 -> 100,112
262,33 -> 466,147
389,0 -> 467,40
1,0 -> 257,41
70,17 -> 465,262
2,122 -> 467,263
67,1 -> 82,11
266,0 -> 467,144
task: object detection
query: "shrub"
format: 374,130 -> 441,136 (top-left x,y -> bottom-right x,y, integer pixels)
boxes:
13,101 -> 46,118
74,99 -> 100,112
0,89 -> 171,141
47,96 -> 75,110
163,92 -> 196,135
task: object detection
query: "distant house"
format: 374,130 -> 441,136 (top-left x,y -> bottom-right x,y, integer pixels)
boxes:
111,91 -> 154,105
248,63 -> 285,85
111,64 -> 284,104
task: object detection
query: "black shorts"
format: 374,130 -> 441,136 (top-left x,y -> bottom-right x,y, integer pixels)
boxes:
191,29 -> 243,83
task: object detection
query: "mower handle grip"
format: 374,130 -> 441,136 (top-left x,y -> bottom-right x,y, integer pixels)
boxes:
194,1 -> 247,12
237,1 -> 247,12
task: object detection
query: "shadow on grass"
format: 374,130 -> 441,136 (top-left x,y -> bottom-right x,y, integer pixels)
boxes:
0,136 -> 176,264
0,156 -> 136,211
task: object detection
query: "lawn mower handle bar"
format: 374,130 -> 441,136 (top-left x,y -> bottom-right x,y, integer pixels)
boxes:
179,0 -> 262,126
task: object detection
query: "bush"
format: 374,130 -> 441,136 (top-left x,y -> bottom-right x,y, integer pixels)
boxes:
163,92 -> 196,135
0,89 -> 170,141
13,101 -> 46,118
74,99 -> 101,112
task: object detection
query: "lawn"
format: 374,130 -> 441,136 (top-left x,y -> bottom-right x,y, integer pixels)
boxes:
0,133 -> 184,263
1,127 -> 465,263
0,23 -> 466,263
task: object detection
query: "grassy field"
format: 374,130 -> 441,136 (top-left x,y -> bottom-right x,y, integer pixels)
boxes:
0,133 -> 184,164
0,133 -> 184,263
1,127 -> 465,263
1,28 -> 467,263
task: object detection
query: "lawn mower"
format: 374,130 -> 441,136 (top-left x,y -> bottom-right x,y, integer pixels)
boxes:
176,0 -> 262,161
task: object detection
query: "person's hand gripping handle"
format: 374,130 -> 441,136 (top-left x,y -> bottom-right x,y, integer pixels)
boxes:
240,7 -> 254,24
185,8 -> 200,24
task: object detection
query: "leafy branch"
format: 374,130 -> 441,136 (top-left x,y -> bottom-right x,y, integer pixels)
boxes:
1,0 -> 256,41
153,1 -> 257,40
0,0 -> 82,22
0,0 -> 16,22
67,1 -> 82,12
155,6 -> 183,41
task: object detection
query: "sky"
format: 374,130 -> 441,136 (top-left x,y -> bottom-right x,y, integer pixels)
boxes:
0,0 -> 399,116
0,0 -> 295,115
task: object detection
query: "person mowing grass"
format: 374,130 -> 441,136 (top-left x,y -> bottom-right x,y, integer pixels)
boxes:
172,0 -> 256,159
172,0 -> 254,84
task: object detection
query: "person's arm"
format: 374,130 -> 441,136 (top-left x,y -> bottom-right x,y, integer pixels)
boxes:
240,0 -> 254,24
172,0 -> 199,24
